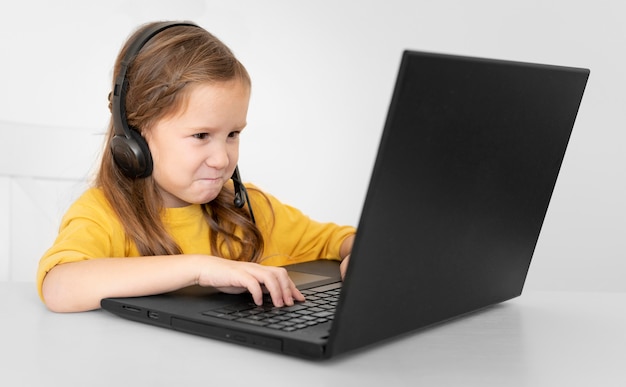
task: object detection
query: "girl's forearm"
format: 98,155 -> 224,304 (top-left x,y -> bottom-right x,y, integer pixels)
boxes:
41,254 -> 199,313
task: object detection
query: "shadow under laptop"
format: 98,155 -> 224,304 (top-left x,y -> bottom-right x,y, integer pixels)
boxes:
319,300 -> 530,384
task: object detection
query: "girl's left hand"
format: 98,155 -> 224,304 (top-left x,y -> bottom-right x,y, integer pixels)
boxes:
340,255 -> 350,280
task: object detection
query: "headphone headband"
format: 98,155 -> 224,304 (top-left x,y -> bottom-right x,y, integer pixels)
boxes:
111,21 -> 199,139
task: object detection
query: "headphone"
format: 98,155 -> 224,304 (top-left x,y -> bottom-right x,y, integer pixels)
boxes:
109,21 -> 255,222
110,21 -> 198,178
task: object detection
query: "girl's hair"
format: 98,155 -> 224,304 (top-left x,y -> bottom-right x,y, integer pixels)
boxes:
97,21 -> 264,262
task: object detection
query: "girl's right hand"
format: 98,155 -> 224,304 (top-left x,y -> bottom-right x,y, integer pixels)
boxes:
194,255 -> 305,307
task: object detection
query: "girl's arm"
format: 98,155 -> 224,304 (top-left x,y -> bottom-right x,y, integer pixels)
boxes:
42,254 -> 303,313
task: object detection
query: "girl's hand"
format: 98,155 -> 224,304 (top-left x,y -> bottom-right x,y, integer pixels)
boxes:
340,254 -> 350,280
195,256 -> 305,307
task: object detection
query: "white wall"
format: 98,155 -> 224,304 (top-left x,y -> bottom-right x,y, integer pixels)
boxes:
0,0 -> 623,292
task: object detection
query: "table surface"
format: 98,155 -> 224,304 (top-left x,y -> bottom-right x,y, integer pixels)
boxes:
1,282 -> 624,386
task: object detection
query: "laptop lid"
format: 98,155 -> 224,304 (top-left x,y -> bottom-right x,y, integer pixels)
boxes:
101,50 -> 589,360
326,50 -> 589,357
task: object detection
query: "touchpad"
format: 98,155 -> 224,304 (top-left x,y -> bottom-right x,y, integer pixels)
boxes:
287,271 -> 335,289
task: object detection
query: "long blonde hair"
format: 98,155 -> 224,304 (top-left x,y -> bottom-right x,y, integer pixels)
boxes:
98,21 -> 263,261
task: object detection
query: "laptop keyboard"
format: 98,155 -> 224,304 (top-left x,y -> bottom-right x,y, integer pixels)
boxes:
201,283 -> 341,332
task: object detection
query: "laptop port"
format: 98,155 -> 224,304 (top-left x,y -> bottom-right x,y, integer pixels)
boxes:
121,305 -> 141,313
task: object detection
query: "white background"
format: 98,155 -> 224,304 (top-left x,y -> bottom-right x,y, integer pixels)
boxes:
0,0 -> 623,292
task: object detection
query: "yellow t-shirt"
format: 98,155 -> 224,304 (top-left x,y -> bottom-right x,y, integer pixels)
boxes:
37,185 -> 356,300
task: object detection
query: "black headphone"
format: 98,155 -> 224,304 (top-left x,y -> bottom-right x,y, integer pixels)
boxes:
110,21 -> 198,178
109,21 -> 255,222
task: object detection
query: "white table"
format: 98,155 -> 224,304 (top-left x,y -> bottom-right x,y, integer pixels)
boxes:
1,283 -> 624,386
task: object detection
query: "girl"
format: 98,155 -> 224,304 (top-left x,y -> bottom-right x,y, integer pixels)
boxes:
37,21 -> 355,313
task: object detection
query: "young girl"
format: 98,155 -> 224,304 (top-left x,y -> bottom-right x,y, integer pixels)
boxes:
37,21 -> 355,313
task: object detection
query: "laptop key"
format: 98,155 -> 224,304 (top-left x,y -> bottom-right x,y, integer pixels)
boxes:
281,304 -> 306,312
311,311 -> 334,318
201,310 -> 239,320
235,318 -> 269,327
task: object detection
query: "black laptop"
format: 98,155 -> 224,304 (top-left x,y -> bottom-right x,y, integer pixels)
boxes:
101,50 -> 589,360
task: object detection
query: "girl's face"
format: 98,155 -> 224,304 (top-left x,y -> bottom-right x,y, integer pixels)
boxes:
146,80 -> 250,208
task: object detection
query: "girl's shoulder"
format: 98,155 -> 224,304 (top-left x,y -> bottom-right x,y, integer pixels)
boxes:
243,182 -> 279,210
62,187 -> 118,226
72,187 -> 112,210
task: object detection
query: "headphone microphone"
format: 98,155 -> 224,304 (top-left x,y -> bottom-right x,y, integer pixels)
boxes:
109,21 -> 255,221
232,167 -> 246,209
232,166 -> 256,224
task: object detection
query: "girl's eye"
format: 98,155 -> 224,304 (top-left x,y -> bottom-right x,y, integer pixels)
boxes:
228,131 -> 240,139
193,133 -> 209,140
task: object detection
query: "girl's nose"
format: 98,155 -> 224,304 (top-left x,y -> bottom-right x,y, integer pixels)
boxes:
205,144 -> 230,170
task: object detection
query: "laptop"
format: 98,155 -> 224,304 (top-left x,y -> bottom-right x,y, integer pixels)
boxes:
101,50 -> 589,360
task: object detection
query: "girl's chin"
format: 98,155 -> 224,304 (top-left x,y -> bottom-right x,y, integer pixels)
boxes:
192,186 -> 223,204
161,189 -> 222,207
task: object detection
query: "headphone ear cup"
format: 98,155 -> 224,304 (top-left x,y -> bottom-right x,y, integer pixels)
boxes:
110,129 -> 153,178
